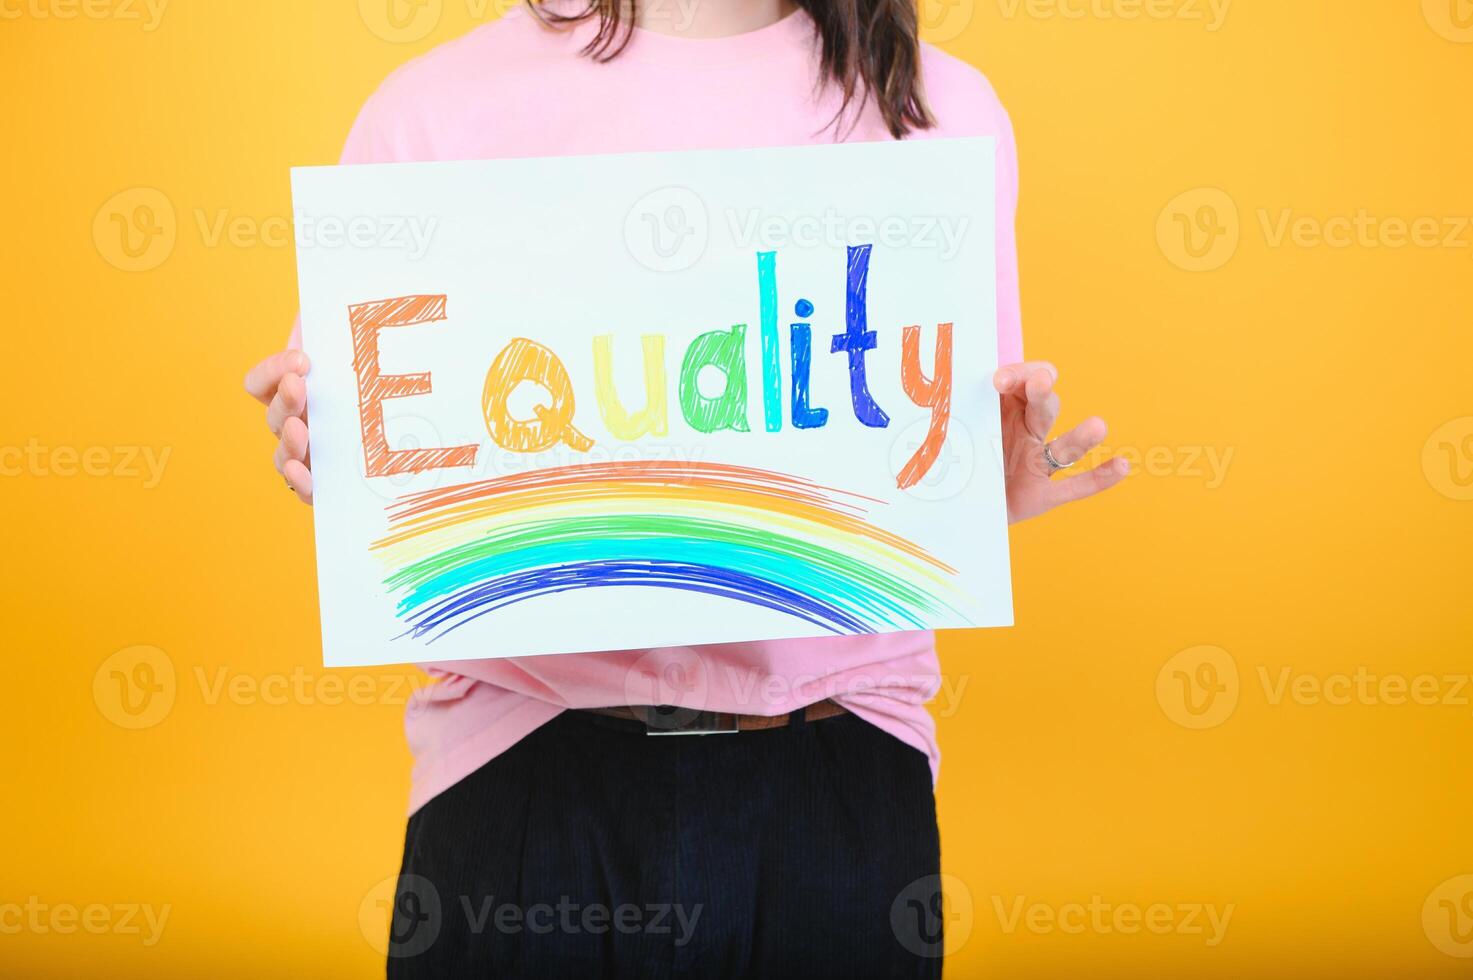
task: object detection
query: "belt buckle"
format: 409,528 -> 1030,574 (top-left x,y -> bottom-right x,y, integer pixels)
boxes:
637,705 -> 739,736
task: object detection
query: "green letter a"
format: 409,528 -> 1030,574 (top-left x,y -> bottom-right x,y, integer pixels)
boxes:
678,324 -> 750,433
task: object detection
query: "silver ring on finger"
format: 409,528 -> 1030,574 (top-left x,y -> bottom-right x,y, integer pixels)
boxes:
1043,441 -> 1074,473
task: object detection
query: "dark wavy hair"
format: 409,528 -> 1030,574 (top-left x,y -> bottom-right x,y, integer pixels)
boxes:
526,0 -> 935,138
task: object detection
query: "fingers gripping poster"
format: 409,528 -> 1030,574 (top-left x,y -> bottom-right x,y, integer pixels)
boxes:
291,139 -> 1013,667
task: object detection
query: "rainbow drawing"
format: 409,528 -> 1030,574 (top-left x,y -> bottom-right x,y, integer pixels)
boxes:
370,460 -> 973,642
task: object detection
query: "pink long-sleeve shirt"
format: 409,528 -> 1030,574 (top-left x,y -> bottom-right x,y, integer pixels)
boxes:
310,4 -> 1022,814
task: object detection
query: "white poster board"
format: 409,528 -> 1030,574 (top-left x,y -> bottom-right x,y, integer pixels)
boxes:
292,138 -> 1012,667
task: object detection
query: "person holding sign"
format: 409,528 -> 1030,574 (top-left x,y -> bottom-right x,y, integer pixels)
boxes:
245,0 -> 1128,974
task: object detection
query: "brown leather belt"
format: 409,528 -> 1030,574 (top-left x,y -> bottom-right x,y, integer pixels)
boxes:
584,699 -> 847,735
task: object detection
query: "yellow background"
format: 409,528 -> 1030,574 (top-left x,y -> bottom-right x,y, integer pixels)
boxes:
3,1 -> 1471,976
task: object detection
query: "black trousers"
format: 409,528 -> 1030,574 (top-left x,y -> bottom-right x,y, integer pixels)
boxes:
386,709 -> 945,978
